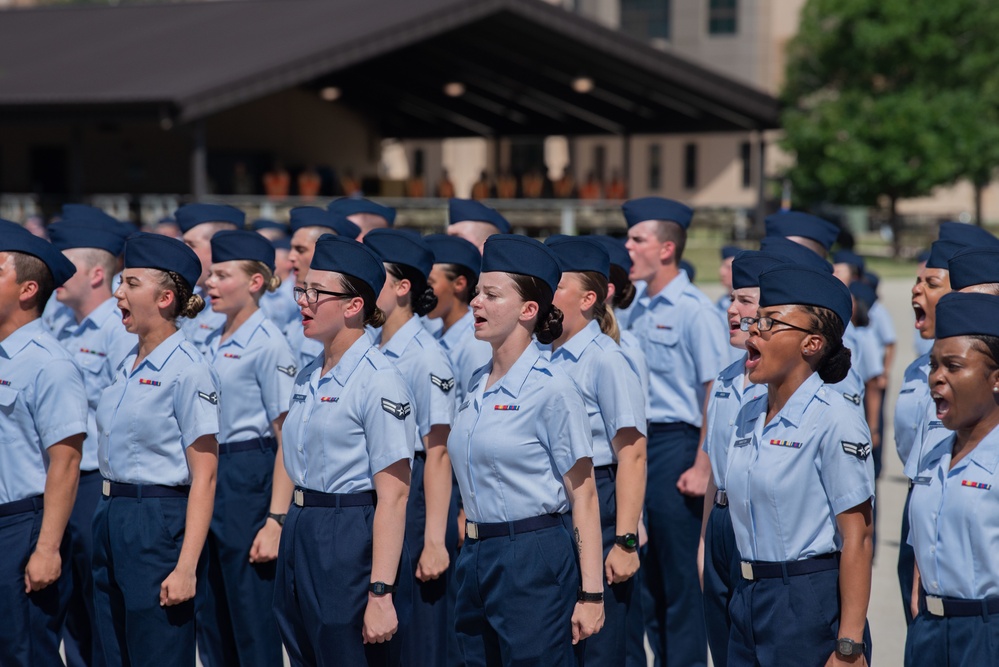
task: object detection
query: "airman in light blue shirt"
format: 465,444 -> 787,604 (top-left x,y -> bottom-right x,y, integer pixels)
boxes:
437,309 -> 491,402
703,355 -> 765,494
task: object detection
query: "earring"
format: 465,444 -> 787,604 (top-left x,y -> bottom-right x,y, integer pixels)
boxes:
993,386 -> 999,394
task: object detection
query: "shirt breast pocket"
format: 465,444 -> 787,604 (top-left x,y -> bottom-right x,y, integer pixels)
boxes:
76,353 -> 106,377
0,385 -> 17,415
645,327 -> 680,371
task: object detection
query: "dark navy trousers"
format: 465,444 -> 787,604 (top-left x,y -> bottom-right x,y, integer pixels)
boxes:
642,423 -> 707,667
454,516 -> 581,666
63,470 -> 106,667
702,503 -> 740,667
274,502 -> 409,667
728,566 -> 872,667
0,500 -> 70,666
580,469 -> 636,666
92,494 -> 205,667
904,606 -> 999,666
897,486 -> 916,626
197,444 -> 282,667
399,453 -> 459,667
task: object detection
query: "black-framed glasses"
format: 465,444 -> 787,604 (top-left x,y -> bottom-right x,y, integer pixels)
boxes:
740,316 -> 815,335
293,287 -> 356,305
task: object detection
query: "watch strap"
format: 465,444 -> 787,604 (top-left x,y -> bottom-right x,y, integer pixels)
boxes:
577,588 -> 604,603
369,581 -> 398,596
267,512 -> 286,526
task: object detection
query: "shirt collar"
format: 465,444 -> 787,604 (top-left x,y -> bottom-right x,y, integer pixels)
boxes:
380,315 -> 423,358
221,309 -> 266,350
134,330 -> 188,372
330,334 -> 373,387
0,318 -> 46,358
439,310 -> 474,349
966,426 -> 999,475
643,269 -> 690,306
553,319 -> 601,362
483,343 -> 542,400
74,297 -> 120,331
771,372 -> 824,429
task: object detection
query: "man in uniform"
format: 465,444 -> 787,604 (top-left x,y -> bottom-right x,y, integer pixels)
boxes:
328,197 -> 395,240
446,199 -> 511,253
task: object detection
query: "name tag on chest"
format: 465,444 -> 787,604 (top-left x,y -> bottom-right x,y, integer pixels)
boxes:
734,437 -> 751,448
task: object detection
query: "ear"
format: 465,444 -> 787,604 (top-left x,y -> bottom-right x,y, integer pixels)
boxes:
580,288 -> 598,312
990,367 -> 999,397
605,281 -> 617,302
518,299 -> 540,324
453,274 -> 468,296
658,240 -> 676,264
17,279 -> 39,307
157,287 -> 177,313
342,295 -> 365,320
394,277 -> 412,299
248,272 -> 265,294
800,333 -> 825,358
90,264 -> 106,289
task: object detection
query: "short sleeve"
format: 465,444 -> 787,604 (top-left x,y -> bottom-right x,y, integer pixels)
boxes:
34,358 -> 88,448
858,329 -> 884,381
173,362 -> 221,448
817,403 -> 876,515
702,384 -> 724,457
362,368 -> 417,474
594,349 -> 646,440
255,335 -> 297,423
424,349 -> 457,433
686,305 -> 728,385
873,306 -> 897,346
541,374 -> 594,477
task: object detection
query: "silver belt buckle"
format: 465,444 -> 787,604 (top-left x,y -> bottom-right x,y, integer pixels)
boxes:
293,489 -> 305,507
714,490 -> 728,506
926,595 -> 945,617
740,561 -> 755,581
102,479 -> 111,497
466,521 -> 479,540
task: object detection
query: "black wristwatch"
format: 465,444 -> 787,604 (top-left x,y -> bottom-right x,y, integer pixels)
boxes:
836,637 -> 865,657
577,589 -> 604,603
614,533 -> 639,552
369,582 -> 398,596
267,512 -> 286,526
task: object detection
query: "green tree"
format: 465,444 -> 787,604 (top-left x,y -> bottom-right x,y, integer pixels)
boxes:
781,0 -> 999,252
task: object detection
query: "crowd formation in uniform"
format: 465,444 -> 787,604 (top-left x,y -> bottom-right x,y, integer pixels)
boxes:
1,193 -> 998,667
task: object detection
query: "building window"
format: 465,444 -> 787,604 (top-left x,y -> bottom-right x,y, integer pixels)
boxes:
740,141 -> 752,188
683,143 -> 697,190
648,144 -> 662,191
622,0 -> 671,42
708,0 -> 738,35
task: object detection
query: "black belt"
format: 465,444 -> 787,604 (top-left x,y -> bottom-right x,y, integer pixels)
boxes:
292,488 -> 375,508
594,465 -> 617,480
218,436 -> 277,455
465,513 -> 564,541
0,494 -> 43,518
648,422 -> 698,434
102,480 -> 189,499
740,553 -> 839,581
923,593 -> 999,618
80,469 -> 102,478
713,489 -> 728,508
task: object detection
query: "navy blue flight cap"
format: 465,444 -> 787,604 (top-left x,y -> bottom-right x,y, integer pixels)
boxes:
124,232 -> 201,291
363,228 -> 434,279
60,204 -> 123,231
864,271 -> 880,293
731,250 -> 789,289
289,207 -> 360,239
0,219 -> 76,287
764,211 -> 839,252
926,239 -> 965,270
175,203 -> 245,233
937,221 -> 999,247
481,234 -> 561,295
252,218 -> 287,233
310,234 -> 386,296
622,197 -> 693,229
448,199 -> 511,234
329,197 -> 397,226
947,247 -> 999,290
849,280 -> 877,309
758,263 -> 853,329
680,260 -> 696,282
48,221 -> 126,256
935,292 -> 999,339
211,230 -> 275,271
916,249 -> 932,264
758,236 -> 833,273
545,236 -> 610,278
721,245 -> 741,260
271,237 -> 291,252
832,250 -> 865,273
424,234 -> 481,276
589,235 -> 632,272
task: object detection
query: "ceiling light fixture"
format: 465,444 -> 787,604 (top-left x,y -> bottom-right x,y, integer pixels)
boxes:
443,82 -> 466,97
320,86 -> 341,102
572,76 -> 595,94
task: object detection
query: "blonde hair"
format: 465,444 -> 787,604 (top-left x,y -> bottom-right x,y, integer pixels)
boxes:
578,271 -> 619,343
238,260 -> 281,299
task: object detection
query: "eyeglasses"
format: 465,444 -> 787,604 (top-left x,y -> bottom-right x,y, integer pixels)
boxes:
740,316 -> 815,335
293,287 -> 356,305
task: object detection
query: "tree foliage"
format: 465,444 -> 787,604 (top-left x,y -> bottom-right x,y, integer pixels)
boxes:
781,0 -> 999,221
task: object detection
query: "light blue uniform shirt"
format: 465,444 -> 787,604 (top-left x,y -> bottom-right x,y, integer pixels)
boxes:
283,316 -> 324,371
914,330 -> 933,357
282,336 -> 416,494
448,344 -> 593,524
96,330 -> 221,486
909,428 -> 999,599
726,372 -> 875,562
373,316 -> 456,448
846,323 -> 883,382
42,294 -> 75,338
548,320 -> 646,468
868,301 -> 897,348
206,309 -> 296,444
624,271 -> 727,427
0,319 -> 88,504
436,310 -> 492,403
420,315 -> 443,338
895,353 -> 931,467
259,279 -> 299,331
181,289 -> 226,354
904,412 -> 952,481
829,323 -> 870,411
716,294 -> 732,316
618,329 -> 650,404
55,298 -> 137,471
702,354 -> 765,491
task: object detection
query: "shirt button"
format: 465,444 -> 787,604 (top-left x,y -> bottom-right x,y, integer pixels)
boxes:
929,547 -> 935,554
932,513 -> 937,519
932,582 -> 939,589
298,446 -> 303,452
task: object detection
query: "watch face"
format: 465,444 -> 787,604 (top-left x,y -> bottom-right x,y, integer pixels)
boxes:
837,639 -> 855,656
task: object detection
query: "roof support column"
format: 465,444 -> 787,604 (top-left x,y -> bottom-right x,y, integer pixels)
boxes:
69,123 -> 84,200
621,133 -> 631,193
754,131 -> 767,235
190,119 -> 207,199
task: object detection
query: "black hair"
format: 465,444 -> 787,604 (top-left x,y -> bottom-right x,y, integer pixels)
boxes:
386,263 -> 438,317
11,253 -> 54,314
969,335 -> 999,371
439,263 -> 478,305
510,274 -> 563,345
608,264 -> 637,310
851,297 -> 870,328
801,304 -> 851,384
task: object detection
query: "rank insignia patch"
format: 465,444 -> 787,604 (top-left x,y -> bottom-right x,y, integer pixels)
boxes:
381,398 -> 411,420
841,441 -> 871,460
842,393 -> 861,406
198,391 -> 219,405
277,365 -> 297,377
431,375 -> 455,393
